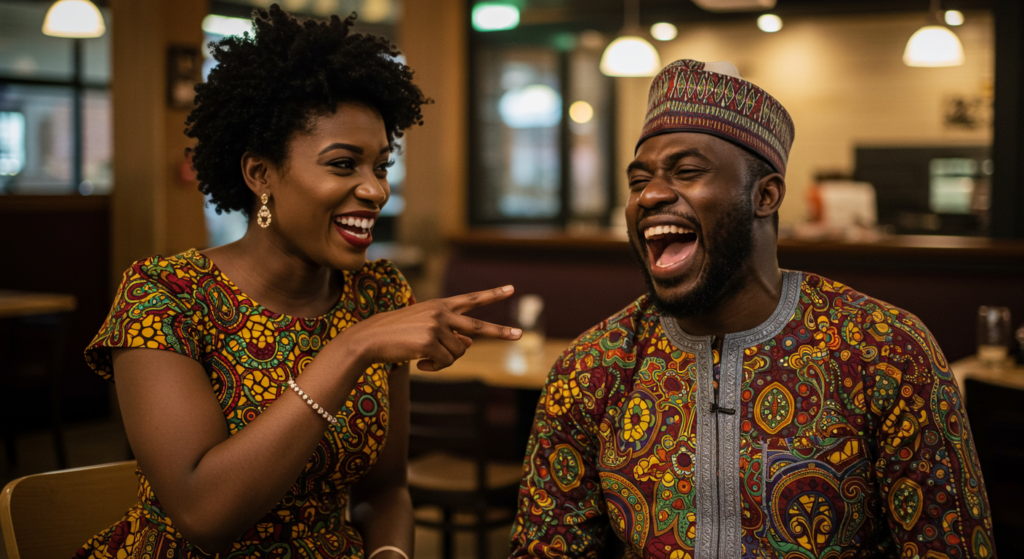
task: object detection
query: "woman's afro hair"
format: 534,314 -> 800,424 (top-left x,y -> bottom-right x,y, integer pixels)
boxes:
185,4 -> 430,215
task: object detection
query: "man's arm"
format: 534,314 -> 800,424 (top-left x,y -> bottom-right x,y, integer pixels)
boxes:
873,322 -> 996,558
511,347 -> 612,558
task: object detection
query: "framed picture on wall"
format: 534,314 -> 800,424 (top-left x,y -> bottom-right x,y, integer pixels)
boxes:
167,45 -> 201,109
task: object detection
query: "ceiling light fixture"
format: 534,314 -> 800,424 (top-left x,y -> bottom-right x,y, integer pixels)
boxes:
650,22 -> 678,41
757,13 -> 782,32
904,0 -> 964,67
600,0 -> 661,77
202,15 -> 252,37
944,10 -> 964,26
472,2 -> 520,32
42,0 -> 105,38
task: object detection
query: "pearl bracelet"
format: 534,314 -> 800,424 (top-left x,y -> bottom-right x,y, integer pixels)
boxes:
368,546 -> 409,559
286,379 -> 339,426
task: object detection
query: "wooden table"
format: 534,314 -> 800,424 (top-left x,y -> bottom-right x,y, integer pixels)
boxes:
413,338 -> 572,390
951,356 -> 1024,398
0,291 -> 76,319
0,290 -> 77,470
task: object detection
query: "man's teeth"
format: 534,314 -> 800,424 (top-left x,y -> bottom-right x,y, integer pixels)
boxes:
643,224 -> 692,239
337,216 -> 375,230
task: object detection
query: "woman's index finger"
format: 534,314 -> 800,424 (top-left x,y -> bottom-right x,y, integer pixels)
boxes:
445,285 -> 515,314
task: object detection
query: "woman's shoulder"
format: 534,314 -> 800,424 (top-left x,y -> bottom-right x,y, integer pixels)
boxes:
121,249 -> 215,298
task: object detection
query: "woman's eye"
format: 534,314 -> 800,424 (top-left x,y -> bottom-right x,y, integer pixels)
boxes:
376,159 -> 396,173
329,159 -> 355,170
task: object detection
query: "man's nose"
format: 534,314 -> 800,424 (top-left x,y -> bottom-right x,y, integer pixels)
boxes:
638,178 -> 678,209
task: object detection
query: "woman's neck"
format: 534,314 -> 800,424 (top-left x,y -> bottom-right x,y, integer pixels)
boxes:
204,227 -> 343,319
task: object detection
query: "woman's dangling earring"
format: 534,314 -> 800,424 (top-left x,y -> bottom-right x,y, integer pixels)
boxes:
257,193 -> 272,228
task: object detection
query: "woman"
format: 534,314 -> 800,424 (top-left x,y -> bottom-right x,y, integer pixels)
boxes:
77,6 -> 520,558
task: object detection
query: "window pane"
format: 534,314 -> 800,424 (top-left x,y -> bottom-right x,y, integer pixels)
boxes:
474,46 -> 561,222
0,1 -> 73,81
82,9 -> 111,84
82,89 -> 111,194
567,48 -> 611,223
0,84 -> 73,193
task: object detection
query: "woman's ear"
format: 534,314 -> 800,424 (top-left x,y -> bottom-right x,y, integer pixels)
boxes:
241,152 -> 271,197
754,173 -> 786,218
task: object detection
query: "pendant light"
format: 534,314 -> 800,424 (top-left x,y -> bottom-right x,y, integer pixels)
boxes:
600,0 -> 661,77
42,0 -> 106,38
903,0 -> 963,67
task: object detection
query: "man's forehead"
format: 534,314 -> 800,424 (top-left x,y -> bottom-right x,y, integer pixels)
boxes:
632,132 -> 742,166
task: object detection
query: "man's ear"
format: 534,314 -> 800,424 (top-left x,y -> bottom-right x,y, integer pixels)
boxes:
241,152 -> 271,198
754,173 -> 786,218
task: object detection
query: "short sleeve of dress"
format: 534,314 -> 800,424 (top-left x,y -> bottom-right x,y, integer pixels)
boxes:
85,257 -> 203,381
362,259 -> 416,314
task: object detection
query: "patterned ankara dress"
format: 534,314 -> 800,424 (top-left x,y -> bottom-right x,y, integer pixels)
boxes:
76,249 -> 413,559
511,271 -> 996,559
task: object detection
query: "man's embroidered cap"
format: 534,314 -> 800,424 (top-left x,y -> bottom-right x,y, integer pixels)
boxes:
637,59 -> 795,176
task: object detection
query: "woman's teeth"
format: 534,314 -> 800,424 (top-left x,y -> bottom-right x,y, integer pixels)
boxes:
337,216 -> 375,229
335,216 -> 375,239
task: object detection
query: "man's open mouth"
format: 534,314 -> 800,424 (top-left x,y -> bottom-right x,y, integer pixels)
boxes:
643,224 -> 698,269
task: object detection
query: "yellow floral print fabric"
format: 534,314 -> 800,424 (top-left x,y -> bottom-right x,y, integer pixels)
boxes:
76,249 -> 413,559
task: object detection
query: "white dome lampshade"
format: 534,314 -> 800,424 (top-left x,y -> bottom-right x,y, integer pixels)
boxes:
600,36 -> 661,77
903,25 -> 964,67
42,0 -> 106,38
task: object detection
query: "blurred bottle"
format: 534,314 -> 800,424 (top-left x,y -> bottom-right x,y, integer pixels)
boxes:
513,294 -> 545,354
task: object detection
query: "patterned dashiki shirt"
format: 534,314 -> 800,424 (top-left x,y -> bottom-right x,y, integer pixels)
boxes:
77,249 -> 413,559
511,271 -> 996,559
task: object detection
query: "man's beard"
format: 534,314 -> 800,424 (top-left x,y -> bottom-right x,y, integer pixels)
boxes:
630,196 -> 754,319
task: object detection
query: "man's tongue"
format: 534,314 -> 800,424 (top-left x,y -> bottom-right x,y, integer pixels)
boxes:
656,241 -> 695,267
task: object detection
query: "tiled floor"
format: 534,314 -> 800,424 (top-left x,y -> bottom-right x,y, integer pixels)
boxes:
0,420 -> 512,559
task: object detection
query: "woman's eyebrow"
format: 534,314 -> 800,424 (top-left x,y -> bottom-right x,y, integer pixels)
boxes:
319,142 -> 363,155
318,143 -> 392,156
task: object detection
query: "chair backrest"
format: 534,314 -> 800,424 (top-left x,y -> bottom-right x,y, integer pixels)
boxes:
409,378 -> 488,487
0,461 -> 138,559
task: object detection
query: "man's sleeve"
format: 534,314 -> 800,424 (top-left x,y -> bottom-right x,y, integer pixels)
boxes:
510,346 -> 611,558
873,319 -> 996,558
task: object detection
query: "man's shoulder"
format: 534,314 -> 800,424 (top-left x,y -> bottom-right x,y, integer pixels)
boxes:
799,271 -> 936,350
801,271 -> 922,324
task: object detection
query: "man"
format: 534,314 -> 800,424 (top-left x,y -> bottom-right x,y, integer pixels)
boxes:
510,60 -> 995,558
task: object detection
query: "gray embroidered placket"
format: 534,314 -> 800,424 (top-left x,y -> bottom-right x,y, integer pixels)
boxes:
660,271 -> 802,559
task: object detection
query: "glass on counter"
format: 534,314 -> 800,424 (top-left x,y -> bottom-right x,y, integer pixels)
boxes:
977,305 -> 1011,366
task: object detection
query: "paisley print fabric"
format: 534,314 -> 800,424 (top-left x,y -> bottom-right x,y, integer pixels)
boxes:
76,249 -> 414,559
511,272 -> 995,559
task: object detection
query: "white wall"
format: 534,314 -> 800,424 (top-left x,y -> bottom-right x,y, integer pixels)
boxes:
616,11 -> 994,225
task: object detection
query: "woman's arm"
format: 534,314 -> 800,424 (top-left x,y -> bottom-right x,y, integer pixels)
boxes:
115,287 -> 519,552
350,363 -> 413,558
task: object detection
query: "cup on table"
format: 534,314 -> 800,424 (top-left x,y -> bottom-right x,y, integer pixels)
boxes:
977,305 -> 1011,366
512,294 -> 545,354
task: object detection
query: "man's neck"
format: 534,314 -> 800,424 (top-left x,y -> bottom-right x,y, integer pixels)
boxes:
674,262 -> 784,340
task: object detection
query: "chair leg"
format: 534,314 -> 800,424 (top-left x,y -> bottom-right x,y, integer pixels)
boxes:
46,312 -> 71,469
477,525 -> 489,559
442,508 -> 454,559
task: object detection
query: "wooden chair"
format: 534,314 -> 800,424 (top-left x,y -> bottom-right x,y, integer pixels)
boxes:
408,378 -> 523,559
0,461 -> 138,559
965,378 -> 1024,557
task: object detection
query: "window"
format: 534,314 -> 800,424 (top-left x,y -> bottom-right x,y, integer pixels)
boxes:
470,34 -> 615,227
0,0 -> 111,195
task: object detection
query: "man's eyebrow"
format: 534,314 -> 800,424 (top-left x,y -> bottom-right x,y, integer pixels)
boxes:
626,160 -> 653,175
663,148 -> 709,169
317,143 -> 392,156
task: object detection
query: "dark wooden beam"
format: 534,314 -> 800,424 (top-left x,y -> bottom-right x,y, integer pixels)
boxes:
990,0 -> 1024,239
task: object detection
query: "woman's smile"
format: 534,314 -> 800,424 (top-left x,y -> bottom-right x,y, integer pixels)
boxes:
333,209 -> 378,249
